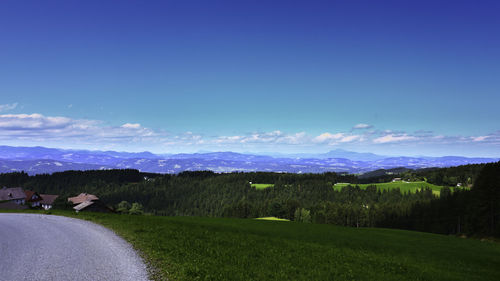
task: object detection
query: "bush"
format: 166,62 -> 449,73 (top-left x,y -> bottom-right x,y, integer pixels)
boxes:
129,202 -> 144,215
116,201 -> 131,214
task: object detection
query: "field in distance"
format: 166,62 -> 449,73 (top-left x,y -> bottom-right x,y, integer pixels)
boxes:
253,181 -> 450,195
251,183 -> 275,189
13,210 -> 499,281
334,181 -> 448,195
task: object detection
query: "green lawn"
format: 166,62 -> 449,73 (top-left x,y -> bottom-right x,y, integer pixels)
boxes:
251,183 -> 274,189
334,181 -> 448,195
251,181 -> 448,195
254,216 -> 290,221
2,210 -> 499,281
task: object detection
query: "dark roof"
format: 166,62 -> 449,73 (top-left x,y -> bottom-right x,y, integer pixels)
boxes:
68,193 -> 99,205
40,194 -> 59,205
0,201 -> 28,210
25,190 -> 42,202
0,187 -> 26,201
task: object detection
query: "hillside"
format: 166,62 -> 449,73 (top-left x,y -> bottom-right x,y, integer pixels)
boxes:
16,211 -> 500,281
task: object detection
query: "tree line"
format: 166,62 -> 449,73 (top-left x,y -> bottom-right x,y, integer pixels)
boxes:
0,162 -> 498,237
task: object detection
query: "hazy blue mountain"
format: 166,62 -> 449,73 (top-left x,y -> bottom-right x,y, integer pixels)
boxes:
0,145 -> 497,175
0,159 -> 111,175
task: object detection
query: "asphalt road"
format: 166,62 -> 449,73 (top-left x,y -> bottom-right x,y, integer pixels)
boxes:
0,213 -> 150,281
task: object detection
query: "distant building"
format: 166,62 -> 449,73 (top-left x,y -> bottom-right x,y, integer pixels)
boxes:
456,183 -> 462,187
68,193 -> 99,205
0,187 -> 26,205
40,194 -> 59,210
68,193 -> 112,213
0,187 -> 58,210
25,190 -> 43,207
392,178 -> 402,182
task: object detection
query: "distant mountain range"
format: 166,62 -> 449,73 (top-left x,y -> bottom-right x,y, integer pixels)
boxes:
0,145 -> 497,175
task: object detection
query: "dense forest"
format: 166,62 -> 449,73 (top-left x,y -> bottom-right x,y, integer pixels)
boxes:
1,162 -> 498,237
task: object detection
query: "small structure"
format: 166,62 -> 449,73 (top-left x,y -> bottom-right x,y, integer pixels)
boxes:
25,190 -> 43,207
68,193 -> 99,205
40,194 -> 59,210
456,183 -> 462,187
0,187 -> 26,205
392,178 -> 402,182
68,193 -> 112,213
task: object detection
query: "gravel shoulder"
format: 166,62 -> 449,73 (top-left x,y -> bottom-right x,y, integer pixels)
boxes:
0,213 -> 150,281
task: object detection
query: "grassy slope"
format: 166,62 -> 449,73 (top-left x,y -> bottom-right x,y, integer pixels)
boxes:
254,216 -> 290,221
334,181 -> 446,195
3,210 -> 498,281
251,183 -> 274,189
253,181 -> 447,195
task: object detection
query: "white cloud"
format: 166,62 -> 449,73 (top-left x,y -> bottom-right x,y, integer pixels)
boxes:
121,123 -> 141,129
314,132 -> 343,142
472,136 -> 488,142
0,112 -> 498,154
339,135 -> 361,143
214,131 -> 308,145
0,113 -> 72,130
353,123 -> 373,129
0,103 -> 18,112
373,134 -> 417,144
313,132 -> 361,144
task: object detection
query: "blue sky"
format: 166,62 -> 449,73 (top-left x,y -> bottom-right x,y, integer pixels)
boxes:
0,0 -> 499,156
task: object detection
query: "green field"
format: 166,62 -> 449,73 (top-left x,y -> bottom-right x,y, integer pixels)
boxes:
251,183 -> 274,189
252,181 -> 448,195
334,181 -> 447,195
254,216 -> 290,221
3,210 -> 499,281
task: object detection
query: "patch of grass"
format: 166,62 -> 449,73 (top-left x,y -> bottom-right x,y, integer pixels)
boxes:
3,209 -> 500,281
254,216 -> 290,221
333,181 -> 449,195
251,183 -> 274,189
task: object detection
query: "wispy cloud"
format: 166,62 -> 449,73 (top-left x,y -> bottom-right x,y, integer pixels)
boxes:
0,113 -> 498,154
121,123 -> 141,129
0,114 -> 157,143
373,134 -> 417,144
472,136 -> 488,142
313,132 -> 361,144
0,103 -> 18,112
352,123 -> 373,130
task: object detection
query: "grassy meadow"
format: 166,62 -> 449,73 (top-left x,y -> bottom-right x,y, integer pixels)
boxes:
3,209 -> 499,281
252,181 -> 449,195
251,183 -> 275,189
333,181 -> 447,195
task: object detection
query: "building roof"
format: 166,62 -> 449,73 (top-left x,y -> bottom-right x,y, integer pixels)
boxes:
73,200 -> 95,211
0,187 -> 26,201
68,193 -> 99,205
40,194 -> 59,205
25,190 -> 42,202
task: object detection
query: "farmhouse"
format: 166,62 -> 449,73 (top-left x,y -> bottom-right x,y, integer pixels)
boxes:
0,187 -> 26,205
0,187 -> 59,210
40,194 -> 59,210
68,193 -> 99,205
25,190 -> 43,207
68,193 -> 112,213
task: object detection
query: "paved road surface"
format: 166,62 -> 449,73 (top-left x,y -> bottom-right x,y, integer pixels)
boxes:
0,213 -> 150,281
